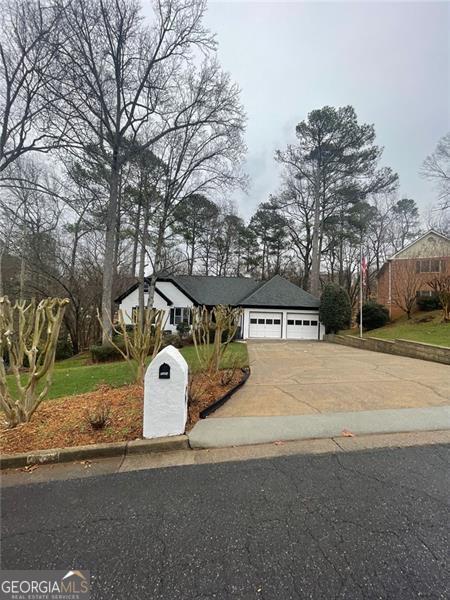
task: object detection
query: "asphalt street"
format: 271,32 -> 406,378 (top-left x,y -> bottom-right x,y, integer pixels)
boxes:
1,444 -> 449,599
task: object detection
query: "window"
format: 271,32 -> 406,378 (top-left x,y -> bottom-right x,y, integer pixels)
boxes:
416,290 -> 433,298
311,320 -> 318,326
287,319 -> 294,325
258,319 -> 265,324
416,259 -> 442,273
170,307 -> 191,325
295,320 -> 301,326
303,320 -> 310,326
274,319 -> 281,325
250,318 -> 257,324
266,319 -> 273,325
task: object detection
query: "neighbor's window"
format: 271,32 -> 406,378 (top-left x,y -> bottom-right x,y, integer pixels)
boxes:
170,307 -> 191,325
416,259 -> 442,273
416,290 -> 433,298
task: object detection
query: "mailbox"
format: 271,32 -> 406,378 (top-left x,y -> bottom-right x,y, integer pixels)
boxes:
143,345 -> 188,439
159,363 -> 170,379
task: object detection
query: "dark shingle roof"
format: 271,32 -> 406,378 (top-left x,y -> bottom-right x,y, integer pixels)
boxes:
116,274 -> 320,308
166,275 -> 262,305
166,274 -> 319,308
238,274 -> 320,308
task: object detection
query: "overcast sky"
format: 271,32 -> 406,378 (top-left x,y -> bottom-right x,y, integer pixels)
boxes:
203,1 -> 450,220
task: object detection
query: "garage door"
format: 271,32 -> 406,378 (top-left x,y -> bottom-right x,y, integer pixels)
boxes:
249,312 -> 282,338
286,313 -> 319,340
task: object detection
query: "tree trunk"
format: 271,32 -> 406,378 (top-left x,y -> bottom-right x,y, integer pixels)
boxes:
146,218 -> 166,309
310,190 -> 321,297
101,156 -> 120,345
138,199 -> 150,329
0,248 -> 4,296
131,199 -> 142,275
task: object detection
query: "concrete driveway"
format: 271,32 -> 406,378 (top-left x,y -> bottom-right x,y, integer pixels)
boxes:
212,341 -> 450,417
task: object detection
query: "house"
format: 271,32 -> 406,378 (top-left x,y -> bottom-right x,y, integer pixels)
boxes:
377,229 -> 450,319
115,274 -> 324,340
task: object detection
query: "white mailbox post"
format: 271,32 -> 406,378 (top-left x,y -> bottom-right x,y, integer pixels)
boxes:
143,345 -> 189,439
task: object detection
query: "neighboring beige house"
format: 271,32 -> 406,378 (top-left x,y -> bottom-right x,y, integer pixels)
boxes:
377,229 -> 450,318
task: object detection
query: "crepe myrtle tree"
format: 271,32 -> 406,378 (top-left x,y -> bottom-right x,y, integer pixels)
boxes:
191,305 -> 242,376
0,296 -> 69,427
99,306 -> 167,384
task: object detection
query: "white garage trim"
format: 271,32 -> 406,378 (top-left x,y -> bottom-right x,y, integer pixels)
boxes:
248,311 -> 282,339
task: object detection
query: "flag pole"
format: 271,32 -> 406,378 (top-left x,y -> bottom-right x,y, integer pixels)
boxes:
359,242 -> 363,338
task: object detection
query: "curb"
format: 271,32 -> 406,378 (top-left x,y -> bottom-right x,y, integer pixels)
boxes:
199,367 -> 251,419
0,435 -> 190,470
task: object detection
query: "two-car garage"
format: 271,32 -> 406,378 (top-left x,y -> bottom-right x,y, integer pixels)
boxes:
248,310 -> 321,340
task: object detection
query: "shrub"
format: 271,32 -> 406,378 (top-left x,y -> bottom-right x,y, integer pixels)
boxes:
416,295 -> 442,311
84,399 -> 111,430
162,333 -> 184,349
176,321 -> 191,339
319,283 -> 351,334
357,301 -> 389,331
56,337 -> 74,361
90,344 -> 123,363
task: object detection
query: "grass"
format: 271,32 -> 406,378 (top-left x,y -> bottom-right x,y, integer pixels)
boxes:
5,342 -> 249,401
340,310 -> 450,347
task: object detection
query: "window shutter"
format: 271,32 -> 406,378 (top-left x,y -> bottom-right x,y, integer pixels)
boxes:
169,308 -> 174,325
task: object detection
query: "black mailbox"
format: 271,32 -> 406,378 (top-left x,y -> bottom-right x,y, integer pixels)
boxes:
159,363 -> 171,379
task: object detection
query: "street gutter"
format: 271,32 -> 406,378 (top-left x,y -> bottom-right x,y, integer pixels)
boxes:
0,435 -> 189,470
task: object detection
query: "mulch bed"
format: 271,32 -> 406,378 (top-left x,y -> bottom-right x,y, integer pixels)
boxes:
0,369 -> 246,455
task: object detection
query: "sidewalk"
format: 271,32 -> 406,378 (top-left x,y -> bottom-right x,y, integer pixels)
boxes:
189,405 -> 450,448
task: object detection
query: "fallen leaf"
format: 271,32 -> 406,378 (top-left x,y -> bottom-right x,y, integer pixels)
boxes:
341,429 -> 355,437
21,464 -> 39,473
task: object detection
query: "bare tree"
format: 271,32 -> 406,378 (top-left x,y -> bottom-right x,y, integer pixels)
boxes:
0,0 -> 65,174
421,133 -> 450,211
143,62 -> 245,306
49,0 -> 231,343
427,273 -> 450,322
392,261 -> 421,319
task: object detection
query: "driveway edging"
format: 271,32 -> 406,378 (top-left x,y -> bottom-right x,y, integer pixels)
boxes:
0,435 -> 190,470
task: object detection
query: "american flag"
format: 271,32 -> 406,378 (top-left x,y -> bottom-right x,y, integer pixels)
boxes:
361,256 -> 367,285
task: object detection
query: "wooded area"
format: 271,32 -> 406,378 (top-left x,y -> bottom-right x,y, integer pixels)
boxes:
1,0 -> 448,353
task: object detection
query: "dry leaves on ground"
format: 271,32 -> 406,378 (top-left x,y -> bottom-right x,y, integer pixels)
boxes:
1,370 -> 247,454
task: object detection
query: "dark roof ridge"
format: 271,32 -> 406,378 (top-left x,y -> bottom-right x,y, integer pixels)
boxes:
237,275 -> 276,304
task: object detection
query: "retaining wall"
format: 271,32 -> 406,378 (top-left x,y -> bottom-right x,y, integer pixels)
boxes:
325,334 -> 450,366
